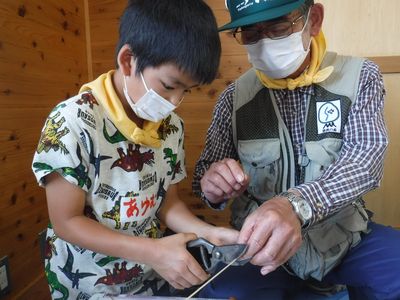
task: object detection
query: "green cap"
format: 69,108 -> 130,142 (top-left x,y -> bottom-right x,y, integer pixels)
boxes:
220,0 -> 306,31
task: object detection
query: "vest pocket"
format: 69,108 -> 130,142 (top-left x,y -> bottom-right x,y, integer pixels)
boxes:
304,139 -> 342,183
288,204 -> 368,280
238,139 -> 281,200
230,194 -> 259,230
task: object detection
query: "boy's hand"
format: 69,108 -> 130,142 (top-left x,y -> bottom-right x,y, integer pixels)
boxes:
200,158 -> 249,204
149,233 -> 209,289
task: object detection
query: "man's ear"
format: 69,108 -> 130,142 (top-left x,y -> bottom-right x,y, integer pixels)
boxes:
309,3 -> 324,36
117,44 -> 134,77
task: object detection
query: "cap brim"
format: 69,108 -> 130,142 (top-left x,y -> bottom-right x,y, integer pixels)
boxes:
219,0 -> 305,31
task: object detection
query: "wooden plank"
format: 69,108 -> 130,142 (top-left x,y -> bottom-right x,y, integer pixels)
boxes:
14,272 -> 51,300
0,1 -> 87,298
368,56 -> 400,74
319,0 -> 400,58
87,0 -> 125,77
83,0 -> 93,80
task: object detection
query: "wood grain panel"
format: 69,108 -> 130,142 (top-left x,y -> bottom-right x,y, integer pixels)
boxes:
0,1 -> 88,298
88,0 -> 126,77
319,0 -> 400,57
368,56 -> 400,74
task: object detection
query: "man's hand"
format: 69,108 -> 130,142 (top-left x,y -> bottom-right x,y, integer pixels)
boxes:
148,233 -> 209,289
200,158 -> 249,204
238,196 -> 302,275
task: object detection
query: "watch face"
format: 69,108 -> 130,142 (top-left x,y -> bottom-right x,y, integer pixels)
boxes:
299,200 -> 312,220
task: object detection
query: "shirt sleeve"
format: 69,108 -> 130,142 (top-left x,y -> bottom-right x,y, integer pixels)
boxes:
294,60 -> 388,224
192,84 -> 239,207
32,100 -> 92,192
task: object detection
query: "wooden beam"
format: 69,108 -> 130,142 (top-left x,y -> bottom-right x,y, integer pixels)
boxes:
84,0 -> 94,81
368,56 -> 400,74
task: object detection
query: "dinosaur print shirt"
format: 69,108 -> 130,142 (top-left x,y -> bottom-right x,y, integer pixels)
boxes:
32,91 -> 186,299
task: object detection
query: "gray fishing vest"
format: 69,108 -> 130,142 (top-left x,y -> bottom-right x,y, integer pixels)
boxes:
231,52 -> 370,280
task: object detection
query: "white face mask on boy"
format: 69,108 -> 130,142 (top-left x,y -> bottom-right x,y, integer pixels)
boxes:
123,72 -> 176,122
245,11 -> 311,79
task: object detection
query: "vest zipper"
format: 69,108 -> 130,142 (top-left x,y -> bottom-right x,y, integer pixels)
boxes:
299,93 -> 311,185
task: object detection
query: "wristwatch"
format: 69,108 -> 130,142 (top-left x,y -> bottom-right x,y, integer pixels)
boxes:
279,191 -> 312,227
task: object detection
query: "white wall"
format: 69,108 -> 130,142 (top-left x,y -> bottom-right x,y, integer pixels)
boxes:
319,0 -> 400,225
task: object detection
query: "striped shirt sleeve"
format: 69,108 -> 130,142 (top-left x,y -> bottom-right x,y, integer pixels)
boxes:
192,84 -> 239,207
295,60 -> 388,224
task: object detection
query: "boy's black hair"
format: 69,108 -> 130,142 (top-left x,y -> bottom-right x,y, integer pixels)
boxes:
116,0 -> 221,84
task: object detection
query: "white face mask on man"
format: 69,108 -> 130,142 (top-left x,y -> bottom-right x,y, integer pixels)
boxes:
245,12 -> 311,79
123,72 -> 176,122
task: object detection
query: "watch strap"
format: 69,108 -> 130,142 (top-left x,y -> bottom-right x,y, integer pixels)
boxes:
279,191 -> 311,227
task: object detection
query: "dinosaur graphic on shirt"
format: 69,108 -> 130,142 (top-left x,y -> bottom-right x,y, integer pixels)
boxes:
111,144 -> 154,172
58,245 -> 96,289
102,198 -> 121,229
45,234 -> 58,260
145,220 -> 161,239
37,111 -> 70,154
95,255 -> 119,267
83,128 -> 111,177
156,178 -> 166,200
158,115 -> 179,140
163,148 -> 182,180
76,92 -> 99,109
51,103 -> 67,113
94,262 -> 143,286
33,144 -> 92,189
179,119 -> 185,148
103,119 -> 127,144
45,262 -> 69,300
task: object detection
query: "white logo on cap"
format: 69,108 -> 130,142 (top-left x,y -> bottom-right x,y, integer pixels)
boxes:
236,1 -> 253,11
236,0 -> 268,12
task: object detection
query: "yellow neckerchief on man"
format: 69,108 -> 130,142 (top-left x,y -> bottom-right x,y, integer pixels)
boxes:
80,70 -> 162,148
256,31 -> 334,90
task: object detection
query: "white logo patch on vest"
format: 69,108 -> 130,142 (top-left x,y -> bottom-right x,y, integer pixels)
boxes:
316,100 -> 341,134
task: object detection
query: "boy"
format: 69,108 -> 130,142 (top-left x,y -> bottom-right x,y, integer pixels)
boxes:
32,0 -> 238,298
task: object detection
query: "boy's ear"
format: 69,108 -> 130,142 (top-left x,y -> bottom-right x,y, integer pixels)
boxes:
117,44 -> 134,76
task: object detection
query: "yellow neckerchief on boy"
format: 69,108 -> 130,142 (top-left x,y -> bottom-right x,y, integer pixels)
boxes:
80,70 -> 162,148
255,31 -> 334,90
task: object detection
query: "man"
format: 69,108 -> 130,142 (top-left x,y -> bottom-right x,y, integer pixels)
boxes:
193,0 -> 400,299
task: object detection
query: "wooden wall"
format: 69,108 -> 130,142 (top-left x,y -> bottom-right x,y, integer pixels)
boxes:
0,0 -> 88,298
